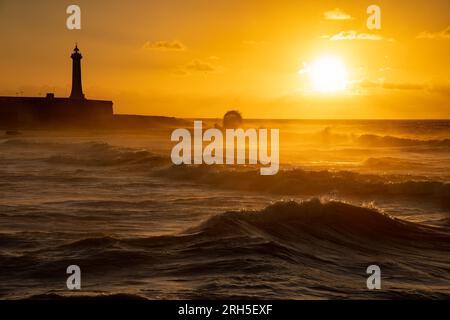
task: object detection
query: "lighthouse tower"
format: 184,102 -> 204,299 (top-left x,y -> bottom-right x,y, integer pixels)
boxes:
69,44 -> 85,100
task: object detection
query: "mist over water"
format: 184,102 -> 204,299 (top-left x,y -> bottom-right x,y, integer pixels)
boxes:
0,120 -> 449,299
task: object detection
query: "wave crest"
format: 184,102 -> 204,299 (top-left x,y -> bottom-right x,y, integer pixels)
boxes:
357,134 -> 450,148
191,199 -> 447,244
155,166 -> 450,208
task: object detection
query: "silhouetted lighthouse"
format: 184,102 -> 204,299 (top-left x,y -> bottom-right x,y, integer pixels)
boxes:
70,44 -> 85,100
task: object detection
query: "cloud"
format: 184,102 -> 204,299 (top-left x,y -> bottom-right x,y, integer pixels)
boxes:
186,60 -> 216,72
359,80 -> 424,91
174,59 -> 222,75
324,30 -> 394,42
417,25 -> 450,39
323,8 -> 353,20
142,40 -> 186,51
358,80 -> 450,95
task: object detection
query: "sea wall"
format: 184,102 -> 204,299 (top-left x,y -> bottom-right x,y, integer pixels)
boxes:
0,96 -> 113,129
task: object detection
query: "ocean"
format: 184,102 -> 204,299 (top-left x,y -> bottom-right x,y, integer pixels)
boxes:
0,120 -> 449,299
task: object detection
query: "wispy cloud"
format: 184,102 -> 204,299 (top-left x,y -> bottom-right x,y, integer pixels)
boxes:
358,80 -> 450,95
417,25 -> 450,39
174,59 -> 222,75
142,40 -> 186,51
360,80 -> 424,90
323,8 -> 353,21
186,59 -> 216,72
323,30 -> 394,42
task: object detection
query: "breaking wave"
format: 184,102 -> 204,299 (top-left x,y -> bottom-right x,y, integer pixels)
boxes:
357,134 -> 450,148
189,199 -> 447,242
155,165 -> 450,208
2,199 -> 448,299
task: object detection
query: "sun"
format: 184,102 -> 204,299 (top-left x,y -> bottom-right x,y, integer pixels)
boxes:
305,56 -> 348,93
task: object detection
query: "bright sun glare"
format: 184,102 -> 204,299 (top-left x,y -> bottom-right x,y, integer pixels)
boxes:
307,56 -> 348,93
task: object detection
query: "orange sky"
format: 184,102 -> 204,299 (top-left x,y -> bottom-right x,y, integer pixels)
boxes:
0,0 -> 449,119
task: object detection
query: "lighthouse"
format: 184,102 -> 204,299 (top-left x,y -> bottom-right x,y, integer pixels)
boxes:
69,44 -> 85,100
